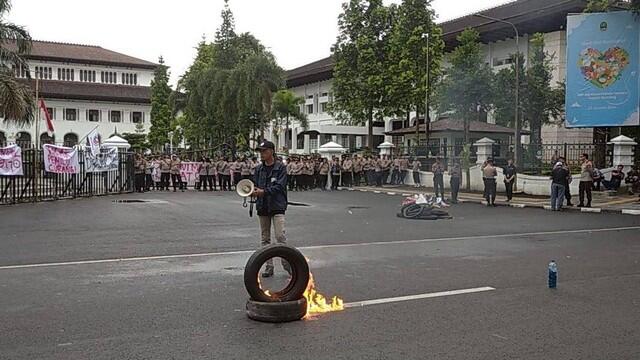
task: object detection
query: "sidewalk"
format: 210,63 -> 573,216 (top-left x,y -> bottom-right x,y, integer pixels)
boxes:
343,184 -> 640,215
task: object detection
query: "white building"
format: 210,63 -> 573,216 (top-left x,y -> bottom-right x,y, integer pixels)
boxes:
277,0 -> 606,155
0,40 -> 156,148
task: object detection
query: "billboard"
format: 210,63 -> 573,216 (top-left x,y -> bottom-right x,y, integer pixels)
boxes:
566,11 -> 639,128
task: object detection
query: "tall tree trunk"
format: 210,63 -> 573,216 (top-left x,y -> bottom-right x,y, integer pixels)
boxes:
285,114 -> 290,152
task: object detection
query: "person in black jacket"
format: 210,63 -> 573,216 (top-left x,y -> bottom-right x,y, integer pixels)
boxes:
253,140 -> 291,278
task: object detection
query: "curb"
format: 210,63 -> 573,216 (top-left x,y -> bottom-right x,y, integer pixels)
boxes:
339,187 -> 640,215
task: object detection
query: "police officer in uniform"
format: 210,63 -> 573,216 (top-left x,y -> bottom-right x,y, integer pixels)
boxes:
342,155 -> 353,187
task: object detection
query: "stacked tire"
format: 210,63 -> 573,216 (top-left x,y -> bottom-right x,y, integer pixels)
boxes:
244,244 -> 310,323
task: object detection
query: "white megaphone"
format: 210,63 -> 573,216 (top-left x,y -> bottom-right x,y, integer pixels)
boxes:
237,179 -> 256,217
236,179 -> 255,198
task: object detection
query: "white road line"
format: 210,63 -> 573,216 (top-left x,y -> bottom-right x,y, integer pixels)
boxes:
622,209 -> 640,215
344,286 -> 495,308
2,226 -> 639,271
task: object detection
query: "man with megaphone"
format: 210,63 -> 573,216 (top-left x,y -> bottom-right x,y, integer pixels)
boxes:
252,140 -> 291,278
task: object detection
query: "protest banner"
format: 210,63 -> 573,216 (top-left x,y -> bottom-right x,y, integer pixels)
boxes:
85,147 -> 119,172
0,145 -> 24,176
43,144 -> 80,174
180,162 -> 201,187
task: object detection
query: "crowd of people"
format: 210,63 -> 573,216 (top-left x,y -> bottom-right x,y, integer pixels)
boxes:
132,151 -> 640,210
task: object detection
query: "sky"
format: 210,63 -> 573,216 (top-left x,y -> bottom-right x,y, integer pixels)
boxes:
8,0 -> 513,85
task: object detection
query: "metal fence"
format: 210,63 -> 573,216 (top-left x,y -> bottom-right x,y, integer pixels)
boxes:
0,148 -> 134,205
394,142 -> 613,174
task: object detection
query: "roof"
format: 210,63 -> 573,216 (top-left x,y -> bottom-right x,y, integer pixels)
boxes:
286,56 -> 334,88
286,0 -> 603,86
385,118 -> 530,135
22,79 -> 151,104
4,40 -> 157,69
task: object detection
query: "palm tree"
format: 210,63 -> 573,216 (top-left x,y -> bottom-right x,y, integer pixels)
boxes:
272,89 -> 307,151
0,0 -> 33,126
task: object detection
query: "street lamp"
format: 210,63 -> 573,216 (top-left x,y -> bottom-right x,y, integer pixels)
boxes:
474,13 -> 521,167
424,32 -> 430,149
168,131 -> 174,154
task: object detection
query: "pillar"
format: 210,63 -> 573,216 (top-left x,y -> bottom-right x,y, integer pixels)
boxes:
608,135 -> 637,170
474,137 -> 495,165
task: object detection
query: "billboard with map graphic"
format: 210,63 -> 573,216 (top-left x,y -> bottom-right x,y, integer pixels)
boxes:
566,11 -> 639,128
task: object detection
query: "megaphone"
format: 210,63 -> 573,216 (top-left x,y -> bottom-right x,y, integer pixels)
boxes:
237,179 -> 256,217
237,179 -> 255,198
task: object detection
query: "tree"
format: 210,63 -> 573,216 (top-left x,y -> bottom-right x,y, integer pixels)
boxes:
148,57 -> 173,150
386,0 -> 444,144
522,33 -> 564,146
0,0 -> 34,126
332,0 -> 392,149
436,28 -> 493,144
492,53 -> 525,128
272,89 -> 307,151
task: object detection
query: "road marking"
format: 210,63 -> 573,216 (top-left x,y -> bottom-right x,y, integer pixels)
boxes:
386,192 -> 396,195
622,209 -> 640,215
510,203 -> 526,208
581,207 -> 602,213
343,286 -> 495,308
2,226 -> 639,270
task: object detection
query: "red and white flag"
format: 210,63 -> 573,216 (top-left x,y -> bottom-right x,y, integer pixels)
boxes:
39,99 -> 55,135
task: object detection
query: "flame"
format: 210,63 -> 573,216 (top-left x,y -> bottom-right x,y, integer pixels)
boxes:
303,273 -> 344,316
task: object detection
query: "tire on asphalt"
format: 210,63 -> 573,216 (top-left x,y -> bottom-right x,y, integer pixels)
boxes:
246,298 -> 308,323
244,244 -> 310,303
401,204 -> 424,219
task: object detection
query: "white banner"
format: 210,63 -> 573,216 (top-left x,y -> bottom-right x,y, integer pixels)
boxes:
0,145 -> 24,176
86,128 -> 101,156
43,144 -> 80,174
180,162 -> 201,187
85,146 -> 119,172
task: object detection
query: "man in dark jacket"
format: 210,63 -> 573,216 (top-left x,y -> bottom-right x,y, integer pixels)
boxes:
253,140 -> 291,278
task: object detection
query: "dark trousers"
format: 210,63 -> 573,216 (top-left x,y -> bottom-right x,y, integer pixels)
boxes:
354,172 -> 362,186
450,177 -> 460,203
233,172 -> 241,188
579,181 -> 593,206
171,173 -> 183,191
288,174 -> 295,190
318,174 -> 328,190
331,174 -> 340,189
505,180 -> 514,200
484,178 -> 497,204
145,174 -> 153,190
161,172 -> 170,190
564,180 -> 572,205
342,172 -> 352,187
400,170 -> 407,185
391,169 -> 399,185
199,175 -> 213,190
135,173 -> 145,192
433,174 -> 444,197
413,171 -> 420,185
366,170 -> 374,186
219,175 -> 231,191
376,171 -> 383,187
382,170 -> 390,185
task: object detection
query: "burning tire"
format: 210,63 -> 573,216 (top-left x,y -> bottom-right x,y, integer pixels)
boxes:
244,244 -> 310,303
246,298 -> 308,323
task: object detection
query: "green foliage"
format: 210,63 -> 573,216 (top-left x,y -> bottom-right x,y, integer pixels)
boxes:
148,56 -> 173,150
522,33 -> 564,145
179,0 -> 284,152
435,28 -> 493,143
121,132 -> 147,151
331,0 -> 392,148
272,89 -> 307,151
585,0 -> 613,12
492,53 -> 525,128
386,0 -> 444,122
0,0 -> 34,126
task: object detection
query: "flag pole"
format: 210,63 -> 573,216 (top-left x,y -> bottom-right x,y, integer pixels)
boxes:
77,124 -> 101,145
34,72 -> 40,149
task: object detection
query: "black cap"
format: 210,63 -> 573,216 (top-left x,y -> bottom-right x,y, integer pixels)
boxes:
256,140 -> 275,151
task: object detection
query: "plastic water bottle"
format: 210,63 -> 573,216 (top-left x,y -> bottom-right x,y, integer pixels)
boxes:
548,260 -> 558,288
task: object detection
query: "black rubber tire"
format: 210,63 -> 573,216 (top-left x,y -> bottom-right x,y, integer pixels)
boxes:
244,244 -> 310,303
402,204 -> 424,219
246,298 -> 308,323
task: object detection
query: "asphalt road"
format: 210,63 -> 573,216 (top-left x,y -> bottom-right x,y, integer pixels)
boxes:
0,190 -> 639,359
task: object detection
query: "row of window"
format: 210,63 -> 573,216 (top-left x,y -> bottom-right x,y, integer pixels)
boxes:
5,131 -> 81,148
44,108 -> 145,123
305,102 -> 329,115
12,64 -> 139,85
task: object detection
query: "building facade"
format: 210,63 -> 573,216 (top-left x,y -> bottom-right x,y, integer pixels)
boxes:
276,0 -> 606,155
0,40 -> 156,148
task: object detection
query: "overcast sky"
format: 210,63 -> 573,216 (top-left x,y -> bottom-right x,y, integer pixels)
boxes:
8,0 -> 511,85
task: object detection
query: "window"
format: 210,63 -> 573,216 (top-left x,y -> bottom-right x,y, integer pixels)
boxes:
121,72 -> 138,85
46,107 -> 55,120
80,70 -> 96,82
87,109 -> 100,122
320,102 -> 328,113
307,95 -> 313,99
35,66 -> 52,79
64,109 -> 77,121
133,74 -> 137,85
58,68 -> 74,81
40,133 -> 55,146
110,110 -> 121,123
131,111 -> 143,123
306,104 -> 313,114
101,71 -> 117,84
63,133 -> 78,147
12,64 -> 28,78
320,92 -> 329,97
